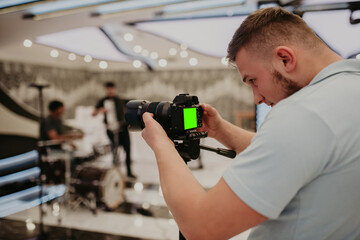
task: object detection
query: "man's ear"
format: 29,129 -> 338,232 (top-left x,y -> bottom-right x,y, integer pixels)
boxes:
273,46 -> 296,73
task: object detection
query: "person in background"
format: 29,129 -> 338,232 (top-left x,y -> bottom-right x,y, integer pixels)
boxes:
93,82 -> 136,179
140,7 -> 360,240
42,100 -> 82,148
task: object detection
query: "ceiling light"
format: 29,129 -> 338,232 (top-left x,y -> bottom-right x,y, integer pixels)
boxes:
133,60 -> 142,68
189,57 -> 198,66
150,51 -> 159,59
169,48 -> 177,56
141,49 -> 149,57
23,39 -> 32,47
25,218 -> 36,231
133,45 -> 142,53
135,15 -> 248,58
221,57 -> 229,65
99,60 -> 108,69
123,33 -> 134,42
84,55 -> 92,62
68,53 -> 76,61
50,49 -> 59,58
180,43 -> 188,50
158,59 -> 167,67
36,27 -> 131,62
180,50 -> 188,58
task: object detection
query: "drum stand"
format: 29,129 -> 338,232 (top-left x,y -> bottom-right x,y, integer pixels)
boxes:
68,191 -> 98,215
110,128 -> 120,167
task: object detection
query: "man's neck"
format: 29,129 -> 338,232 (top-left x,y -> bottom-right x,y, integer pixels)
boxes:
297,48 -> 343,87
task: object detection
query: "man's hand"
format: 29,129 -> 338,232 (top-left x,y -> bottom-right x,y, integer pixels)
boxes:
92,107 -> 107,116
198,103 -> 224,139
142,112 -> 174,152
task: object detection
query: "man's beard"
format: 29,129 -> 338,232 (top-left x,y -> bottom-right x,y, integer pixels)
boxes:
273,70 -> 302,98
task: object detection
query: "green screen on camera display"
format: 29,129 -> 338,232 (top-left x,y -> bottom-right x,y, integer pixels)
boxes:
183,107 -> 197,130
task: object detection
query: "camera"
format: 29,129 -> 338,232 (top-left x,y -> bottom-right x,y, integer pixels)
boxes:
125,93 -> 203,139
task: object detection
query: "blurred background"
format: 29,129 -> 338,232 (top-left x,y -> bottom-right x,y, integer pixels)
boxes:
0,0 -> 359,239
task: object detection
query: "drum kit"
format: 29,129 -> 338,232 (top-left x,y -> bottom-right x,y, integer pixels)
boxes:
40,142 -> 126,212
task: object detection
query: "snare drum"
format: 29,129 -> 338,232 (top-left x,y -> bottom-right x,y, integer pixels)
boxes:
72,166 -> 125,209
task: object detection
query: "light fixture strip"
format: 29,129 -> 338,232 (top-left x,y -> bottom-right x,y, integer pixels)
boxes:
93,0 -> 188,15
161,0 -> 246,14
25,0 -> 117,15
0,0 -> 40,9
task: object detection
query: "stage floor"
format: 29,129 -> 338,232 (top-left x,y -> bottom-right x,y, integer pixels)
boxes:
1,133 -> 250,240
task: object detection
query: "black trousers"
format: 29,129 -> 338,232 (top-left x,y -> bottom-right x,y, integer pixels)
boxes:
106,129 -> 132,175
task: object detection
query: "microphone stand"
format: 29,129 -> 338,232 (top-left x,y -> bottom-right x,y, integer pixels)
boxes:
173,131 -> 236,240
29,83 -> 50,240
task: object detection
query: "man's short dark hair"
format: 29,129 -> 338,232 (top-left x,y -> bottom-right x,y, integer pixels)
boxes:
48,100 -> 64,112
227,7 -> 322,63
105,82 -> 115,88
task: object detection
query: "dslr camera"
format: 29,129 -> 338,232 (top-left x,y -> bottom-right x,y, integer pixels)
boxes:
125,93 -> 204,140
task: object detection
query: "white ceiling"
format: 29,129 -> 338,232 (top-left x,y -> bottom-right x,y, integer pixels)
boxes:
0,0 -> 359,72
0,0 -> 249,71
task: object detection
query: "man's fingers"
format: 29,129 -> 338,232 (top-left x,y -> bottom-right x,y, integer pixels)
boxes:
142,112 -> 154,127
201,103 -> 215,116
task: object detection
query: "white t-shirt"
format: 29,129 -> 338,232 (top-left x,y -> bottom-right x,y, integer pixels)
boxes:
223,59 -> 360,239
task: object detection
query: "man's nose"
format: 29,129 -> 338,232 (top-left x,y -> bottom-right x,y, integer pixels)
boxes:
253,88 -> 264,105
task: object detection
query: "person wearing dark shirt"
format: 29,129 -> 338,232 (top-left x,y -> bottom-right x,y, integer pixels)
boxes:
41,100 -> 82,148
93,82 -> 136,179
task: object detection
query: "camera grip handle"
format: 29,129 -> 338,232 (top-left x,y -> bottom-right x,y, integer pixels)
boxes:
199,145 -> 236,159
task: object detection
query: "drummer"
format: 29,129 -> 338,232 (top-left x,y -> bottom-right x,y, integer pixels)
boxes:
41,100 -> 83,150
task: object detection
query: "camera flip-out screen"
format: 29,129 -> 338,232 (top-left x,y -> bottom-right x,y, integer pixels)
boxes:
183,107 -> 198,130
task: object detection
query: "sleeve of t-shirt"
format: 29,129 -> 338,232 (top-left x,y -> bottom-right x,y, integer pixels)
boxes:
223,101 -> 336,219
44,117 -> 57,132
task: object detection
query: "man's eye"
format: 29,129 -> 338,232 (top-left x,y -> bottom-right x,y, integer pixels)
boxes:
248,79 -> 255,84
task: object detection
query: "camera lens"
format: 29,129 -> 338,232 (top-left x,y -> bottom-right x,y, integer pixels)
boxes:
125,100 -> 171,131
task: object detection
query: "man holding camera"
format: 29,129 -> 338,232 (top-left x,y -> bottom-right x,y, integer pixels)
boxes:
141,7 -> 360,240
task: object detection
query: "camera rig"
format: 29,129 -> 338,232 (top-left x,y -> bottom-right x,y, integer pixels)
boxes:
125,93 -> 236,162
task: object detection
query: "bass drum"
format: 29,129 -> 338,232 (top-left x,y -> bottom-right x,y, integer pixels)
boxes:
72,166 -> 125,209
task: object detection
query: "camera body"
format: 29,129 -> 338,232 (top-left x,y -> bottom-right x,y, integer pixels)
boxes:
125,93 -> 203,139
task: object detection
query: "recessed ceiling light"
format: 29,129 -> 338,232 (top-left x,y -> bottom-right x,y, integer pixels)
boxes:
133,60 -> 142,68
84,55 -> 92,62
50,49 -> 59,58
23,39 -> 32,47
180,50 -> 188,58
124,33 -> 134,42
133,45 -> 142,53
169,48 -> 177,56
180,43 -> 188,50
158,58 -> 167,67
189,57 -> 198,66
150,51 -> 159,59
99,60 -> 108,69
141,49 -> 149,57
68,53 -> 76,61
